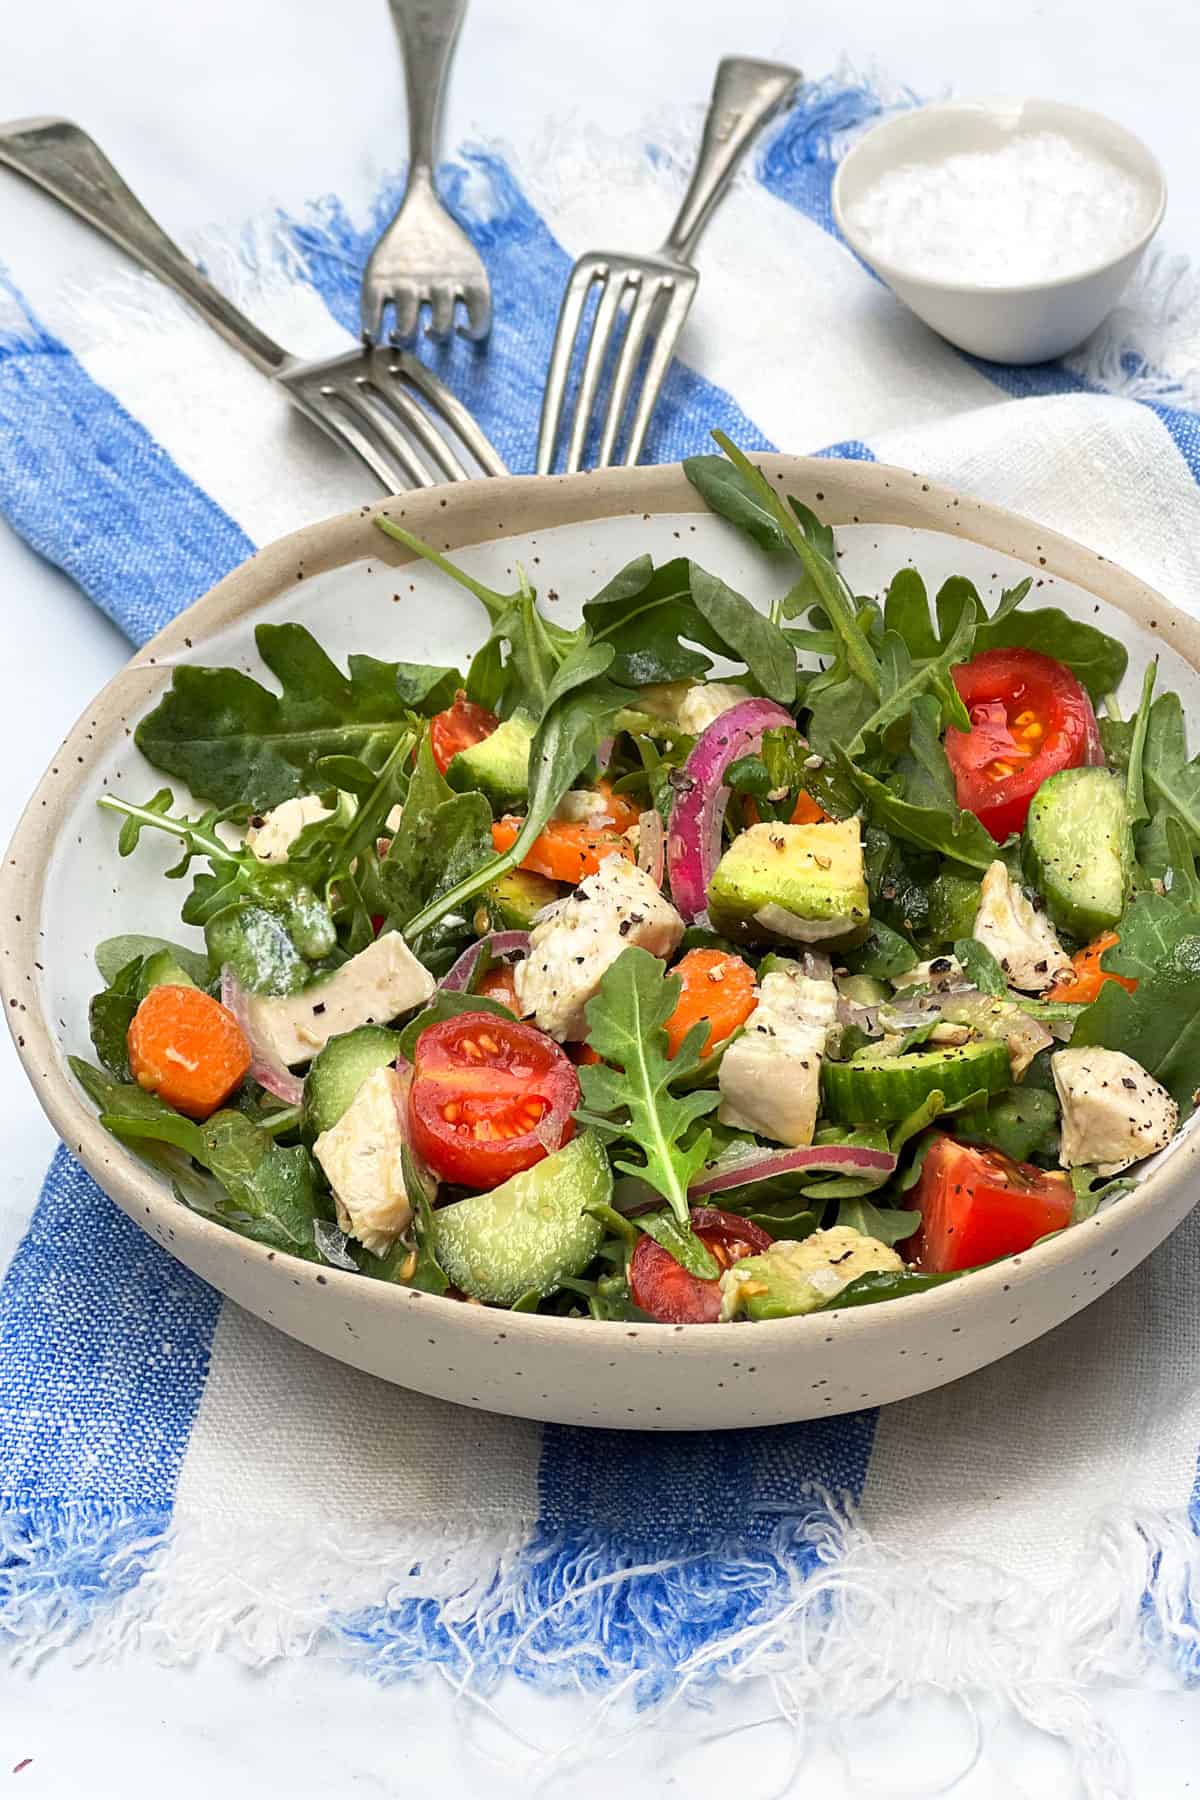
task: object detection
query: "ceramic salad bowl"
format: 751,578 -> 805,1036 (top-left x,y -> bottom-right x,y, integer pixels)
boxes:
4,457 -> 1199,1431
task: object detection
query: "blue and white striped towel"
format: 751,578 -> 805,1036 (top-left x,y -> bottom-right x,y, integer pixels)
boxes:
3,76 -> 1200,1795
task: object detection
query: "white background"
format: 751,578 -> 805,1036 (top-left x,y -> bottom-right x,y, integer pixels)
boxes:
1,0 -> 1198,1792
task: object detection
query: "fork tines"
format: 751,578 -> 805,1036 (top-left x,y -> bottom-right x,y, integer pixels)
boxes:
284,349 -> 508,493
536,251 -> 697,476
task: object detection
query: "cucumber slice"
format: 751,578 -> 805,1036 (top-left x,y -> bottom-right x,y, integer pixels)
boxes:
434,1133 -> 610,1305
136,950 -> 198,999
822,1039 -> 1010,1125
1024,767 -> 1132,938
301,1025 -> 399,1140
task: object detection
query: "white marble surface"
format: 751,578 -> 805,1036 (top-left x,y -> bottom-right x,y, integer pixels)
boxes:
1,0 -> 1198,1790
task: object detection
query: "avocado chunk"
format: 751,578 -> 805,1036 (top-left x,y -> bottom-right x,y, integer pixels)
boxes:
301,1024 -> 400,1140
136,950 -> 199,1000
1024,766 -> 1133,938
433,1133 -> 610,1304
485,867 -> 561,931
722,1227 -> 903,1320
446,715 -> 535,810
707,818 -> 870,949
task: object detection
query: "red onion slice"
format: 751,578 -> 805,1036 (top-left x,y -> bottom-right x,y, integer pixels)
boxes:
220,966 -> 305,1106
666,698 -> 796,920
689,1142 -> 896,1199
636,807 -> 665,887
438,930 -> 531,994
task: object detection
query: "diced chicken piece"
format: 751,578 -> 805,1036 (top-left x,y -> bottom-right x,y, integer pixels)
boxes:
974,861 -> 1071,992
244,794 -> 333,864
676,681 -> 750,737
554,789 -> 613,826
314,1066 -> 412,1255
241,931 -> 434,1068
718,964 -> 837,1146
892,955 -> 964,991
1052,1046 -> 1178,1175
513,854 -> 684,1041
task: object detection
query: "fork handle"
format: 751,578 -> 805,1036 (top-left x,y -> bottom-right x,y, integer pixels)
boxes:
0,117 -> 289,376
661,57 -> 801,264
388,0 -> 468,178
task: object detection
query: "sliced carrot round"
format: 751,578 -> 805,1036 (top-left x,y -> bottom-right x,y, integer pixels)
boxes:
491,816 -> 634,885
744,789 -> 829,828
664,949 -> 757,1059
1044,930 -> 1137,1004
127,985 -> 252,1120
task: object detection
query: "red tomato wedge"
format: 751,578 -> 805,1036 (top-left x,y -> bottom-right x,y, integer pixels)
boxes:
629,1207 -> 773,1323
945,648 -> 1102,841
429,692 -> 500,776
408,1012 -> 579,1190
905,1135 -> 1074,1273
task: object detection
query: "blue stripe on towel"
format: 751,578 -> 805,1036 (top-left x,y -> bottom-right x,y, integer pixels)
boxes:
0,1148 -> 219,1641
0,272 -> 253,648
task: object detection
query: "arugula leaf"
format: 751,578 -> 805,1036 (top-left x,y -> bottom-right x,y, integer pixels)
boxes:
847,598 -> 975,757
402,1146 -> 450,1294
1138,691 -> 1200,864
893,694 -> 958,811
71,1059 -> 321,1256
1071,893 -> 1200,1110
883,569 -> 939,660
682,454 -> 790,551
135,623 -> 430,809
710,433 -> 882,697
1124,659 -> 1157,828
954,1087 -> 1061,1163
378,735 -> 494,969
1163,816 -> 1200,909
841,919 -> 918,980
835,746 -> 1004,873
95,935 -> 211,988
817,1267 -> 965,1310
584,557 -> 722,684
953,937 -> 1009,996
973,607 -> 1127,698
635,1212 -> 721,1279
805,673 -> 876,761
689,565 -> 797,704
1068,1166 -> 1136,1224
575,948 -> 719,1225
88,957 -> 145,1079
835,1195 -> 920,1247
399,655 -> 625,944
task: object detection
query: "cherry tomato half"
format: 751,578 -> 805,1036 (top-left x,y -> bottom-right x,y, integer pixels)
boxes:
629,1207 -> 774,1324
945,648 -> 1102,841
429,691 -> 500,776
904,1134 -> 1073,1273
408,1011 -> 578,1190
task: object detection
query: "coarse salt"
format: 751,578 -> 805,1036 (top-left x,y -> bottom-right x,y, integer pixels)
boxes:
846,130 -> 1153,287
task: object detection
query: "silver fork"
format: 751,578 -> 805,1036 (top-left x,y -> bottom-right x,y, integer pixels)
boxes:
536,55 -> 800,476
361,0 -> 492,344
0,117 -> 507,491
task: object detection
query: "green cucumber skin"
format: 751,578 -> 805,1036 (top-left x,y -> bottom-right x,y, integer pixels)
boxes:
822,1040 -> 1010,1125
301,1025 -> 400,1140
434,1133 -> 610,1305
1024,767 -> 1132,939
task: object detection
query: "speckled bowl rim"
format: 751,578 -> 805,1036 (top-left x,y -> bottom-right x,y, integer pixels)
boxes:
5,455 -> 1200,1368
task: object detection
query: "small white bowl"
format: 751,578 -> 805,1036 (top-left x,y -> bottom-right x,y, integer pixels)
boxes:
832,97 -> 1167,364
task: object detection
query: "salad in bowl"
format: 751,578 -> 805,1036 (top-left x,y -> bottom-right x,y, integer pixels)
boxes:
71,435 -> 1200,1328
